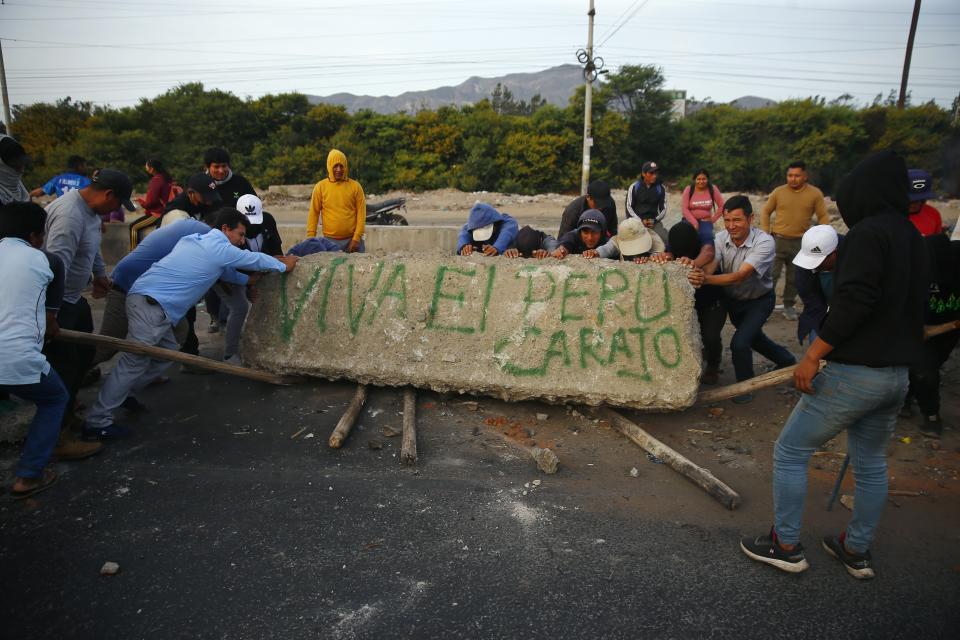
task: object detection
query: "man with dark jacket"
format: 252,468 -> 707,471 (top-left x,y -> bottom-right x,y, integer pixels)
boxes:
625,161 -> 668,246
741,150 -> 928,580
792,225 -> 841,346
204,147 -> 256,208
558,180 -> 617,238
164,173 -> 221,223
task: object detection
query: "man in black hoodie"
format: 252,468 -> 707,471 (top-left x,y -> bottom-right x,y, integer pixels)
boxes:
741,151 -> 927,580
204,147 -> 256,208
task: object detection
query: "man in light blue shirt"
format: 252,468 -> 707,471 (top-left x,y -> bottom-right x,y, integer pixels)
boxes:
0,203 -> 70,498
94,217 -> 211,368
83,208 -> 298,440
703,195 -> 796,401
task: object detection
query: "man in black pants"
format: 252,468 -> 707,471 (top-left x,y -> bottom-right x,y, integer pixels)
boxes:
43,169 -> 135,458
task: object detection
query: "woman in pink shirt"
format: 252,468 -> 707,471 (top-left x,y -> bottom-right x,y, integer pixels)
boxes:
681,168 -> 724,243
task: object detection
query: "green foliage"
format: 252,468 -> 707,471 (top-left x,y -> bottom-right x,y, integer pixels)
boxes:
11,73 -> 958,197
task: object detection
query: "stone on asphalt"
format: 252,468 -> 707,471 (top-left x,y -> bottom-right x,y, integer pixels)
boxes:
531,446 -> 559,474
100,562 -> 120,576
243,251 -> 703,411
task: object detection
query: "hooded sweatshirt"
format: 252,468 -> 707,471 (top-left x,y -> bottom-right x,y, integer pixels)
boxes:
456,203 -> 518,255
0,135 -> 29,205
306,149 -> 366,242
210,168 -> 256,209
818,150 -> 928,367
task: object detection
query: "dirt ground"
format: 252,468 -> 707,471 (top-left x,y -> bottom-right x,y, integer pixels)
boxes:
262,184 -> 960,236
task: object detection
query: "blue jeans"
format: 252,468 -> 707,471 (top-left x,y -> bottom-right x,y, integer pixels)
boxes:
724,292 -> 796,381
327,237 -> 365,253
0,370 -> 68,478
773,362 -> 908,553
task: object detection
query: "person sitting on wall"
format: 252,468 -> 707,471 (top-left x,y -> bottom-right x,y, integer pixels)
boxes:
456,202 -> 519,256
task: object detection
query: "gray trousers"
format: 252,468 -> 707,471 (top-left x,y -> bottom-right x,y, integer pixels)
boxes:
85,294 -> 177,429
95,287 -> 188,364
772,235 -> 803,310
214,282 -> 250,358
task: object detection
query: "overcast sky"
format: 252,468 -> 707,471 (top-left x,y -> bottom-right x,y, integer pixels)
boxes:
2,0 -> 958,109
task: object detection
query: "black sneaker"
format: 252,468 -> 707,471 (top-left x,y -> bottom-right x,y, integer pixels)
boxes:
121,396 -> 148,414
919,415 -> 942,439
740,527 -> 809,573
821,533 -> 875,579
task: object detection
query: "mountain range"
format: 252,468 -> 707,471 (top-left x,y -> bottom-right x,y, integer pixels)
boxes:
306,64 -> 776,115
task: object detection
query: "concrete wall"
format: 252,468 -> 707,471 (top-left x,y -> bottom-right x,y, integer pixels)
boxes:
242,251 -> 703,411
100,223 -> 462,265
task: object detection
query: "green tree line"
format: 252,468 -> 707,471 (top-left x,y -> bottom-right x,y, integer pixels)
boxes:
13,66 -> 959,196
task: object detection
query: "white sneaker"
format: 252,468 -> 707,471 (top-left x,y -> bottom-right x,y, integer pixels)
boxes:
224,354 -> 242,366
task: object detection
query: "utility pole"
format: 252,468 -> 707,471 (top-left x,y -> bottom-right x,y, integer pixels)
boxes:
0,39 -> 11,134
897,0 -> 922,110
579,1 -> 596,194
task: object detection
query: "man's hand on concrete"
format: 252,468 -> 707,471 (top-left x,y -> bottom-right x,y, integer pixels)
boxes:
582,249 -> 599,259
502,248 -> 520,258
346,239 -> 360,253
649,252 -> 673,264
278,255 -> 298,272
675,256 -> 695,267
532,249 -> 548,259
482,245 -> 499,256
686,267 -> 705,288
551,246 -> 569,259
460,244 -> 474,256
92,275 -> 111,299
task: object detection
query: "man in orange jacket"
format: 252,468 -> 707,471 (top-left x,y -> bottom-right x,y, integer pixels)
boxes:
306,149 -> 366,253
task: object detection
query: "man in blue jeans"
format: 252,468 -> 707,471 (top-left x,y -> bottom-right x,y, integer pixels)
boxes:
740,150 -> 928,579
0,202 -> 69,498
702,195 -> 796,402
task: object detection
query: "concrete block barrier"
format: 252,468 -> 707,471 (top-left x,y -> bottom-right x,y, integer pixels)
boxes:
243,251 -> 703,411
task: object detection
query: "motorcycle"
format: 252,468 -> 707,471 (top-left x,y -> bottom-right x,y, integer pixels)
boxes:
365,197 -> 408,226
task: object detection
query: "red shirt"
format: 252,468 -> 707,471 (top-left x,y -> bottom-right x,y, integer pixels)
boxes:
909,203 -> 943,237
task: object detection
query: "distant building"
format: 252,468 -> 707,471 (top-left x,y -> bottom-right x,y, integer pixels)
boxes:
668,89 -> 687,121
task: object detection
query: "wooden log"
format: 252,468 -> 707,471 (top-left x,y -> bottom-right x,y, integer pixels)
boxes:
594,407 -> 741,510
925,320 -> 960,340
328,384 -> 367,449
56,328 -> 297,385
400,387 -> 418,465
696,365 -> 798,404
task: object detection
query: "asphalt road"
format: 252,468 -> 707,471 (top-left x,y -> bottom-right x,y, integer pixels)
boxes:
1,374 -> 958,640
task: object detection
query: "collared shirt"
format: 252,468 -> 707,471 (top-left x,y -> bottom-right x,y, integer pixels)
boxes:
111,219 -> 211,293
715,227 -> 776,300
43,189 -> 106,304
130,229 -> 287,325
0,238 -> 53,385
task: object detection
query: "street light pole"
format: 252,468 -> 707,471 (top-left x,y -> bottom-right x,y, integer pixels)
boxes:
0,39 -> 12,134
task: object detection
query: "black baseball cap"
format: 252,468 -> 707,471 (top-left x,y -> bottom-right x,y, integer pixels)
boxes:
586,179 -> 614,211
641,161 -> 659,174
577,209 -> 607,233
187,173 -> 223,206
92,168 -> 135,211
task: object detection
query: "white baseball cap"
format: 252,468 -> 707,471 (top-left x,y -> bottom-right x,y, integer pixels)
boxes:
793,224 -> 838,270
236,193 -> 264,225
471,223 -> 495,242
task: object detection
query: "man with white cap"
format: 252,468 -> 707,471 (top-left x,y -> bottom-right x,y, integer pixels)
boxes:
792,224 -> 840,347
457,202 -> 518,256
215,194 -> 284,364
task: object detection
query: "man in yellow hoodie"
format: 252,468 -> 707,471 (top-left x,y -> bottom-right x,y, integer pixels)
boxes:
306,149 -> 366,253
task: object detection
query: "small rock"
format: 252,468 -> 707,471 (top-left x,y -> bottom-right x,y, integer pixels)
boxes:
536,413 -> 549,421
522,490 -> 528,496
462,402 -> 479,411
381,426 -> 401,437
708,407 -> 724,418
532,479 -> 541,487
303,433 -> 315,439
840,494 -> 855,511
368,439 -> 383,450
629,467 -> 639,478
531,446 -> 559,474
100,562 -> 120,576
441,354 -> 457,363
